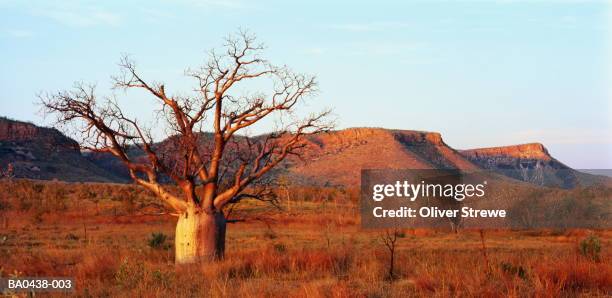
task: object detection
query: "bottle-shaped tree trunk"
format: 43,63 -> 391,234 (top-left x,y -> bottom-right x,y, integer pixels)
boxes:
174,206 -> 226,264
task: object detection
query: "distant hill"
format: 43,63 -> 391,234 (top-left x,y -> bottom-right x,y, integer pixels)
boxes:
0,117 -> 127,182
459,143 -> 607,188
276,128 -> 479,186
0,116 -> 607,188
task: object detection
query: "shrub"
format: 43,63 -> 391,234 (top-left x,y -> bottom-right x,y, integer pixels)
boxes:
273,243 -> 286,253
579,234 -> 601,261
148,232 -> 169,250
151,269 -> 173,288
500,262 -> 528,280
115,258 -> 145,288
32,184 -> 44,194
264,229 -> 277,240
66,233 -> 80,241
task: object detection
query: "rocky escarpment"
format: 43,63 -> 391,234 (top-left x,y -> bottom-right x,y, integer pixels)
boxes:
460,143 -> 566,171
0,117 -> 79,151
2,115 -> 606,189
390,130 -> 477,170
0,117 -> 126,182
459,143 -> 580,188
461,143 -> 552,161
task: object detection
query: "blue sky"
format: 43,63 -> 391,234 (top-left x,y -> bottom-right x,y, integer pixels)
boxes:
1,0 -> 611,168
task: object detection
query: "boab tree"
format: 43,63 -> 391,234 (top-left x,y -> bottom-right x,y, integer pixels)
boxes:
40,32 -> 332,264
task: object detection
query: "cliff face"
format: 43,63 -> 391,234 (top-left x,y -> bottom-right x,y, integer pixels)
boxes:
459,143 -> 566,171
0,118 -> 79,151
459,143 -> 581,188
0,117 -> 126,182
0,118 -> 40,140
461,143 -> 552,161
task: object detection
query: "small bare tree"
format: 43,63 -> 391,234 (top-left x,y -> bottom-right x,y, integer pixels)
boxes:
41,31 -> 332,264
380,228 -> 400,280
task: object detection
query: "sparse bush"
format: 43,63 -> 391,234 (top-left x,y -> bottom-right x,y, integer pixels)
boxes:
264,229 -> 277,240
396,230 -> 406,238
148,232 -> 169,250
579,234 -> 601,261
151,269 -> 173,288
500,262 -> 528,280
273,243 -> 286,253
32,183 -> 44,194
66,233 -> 79,241
115,258 -> 145,288
331,251 -> 352,279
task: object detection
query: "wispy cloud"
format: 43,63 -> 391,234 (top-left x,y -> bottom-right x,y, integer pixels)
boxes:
328,21 -> 411,32
6,29 -> 33,38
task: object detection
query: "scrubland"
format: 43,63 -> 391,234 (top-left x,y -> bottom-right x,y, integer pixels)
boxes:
0,179 -> 610,297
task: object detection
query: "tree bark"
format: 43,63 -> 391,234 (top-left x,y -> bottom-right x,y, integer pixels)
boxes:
175,206 -> 226,264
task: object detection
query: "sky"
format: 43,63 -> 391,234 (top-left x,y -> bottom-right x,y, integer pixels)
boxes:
1,0 -> 611,168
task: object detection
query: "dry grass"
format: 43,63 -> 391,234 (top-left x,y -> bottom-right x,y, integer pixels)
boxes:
0,180 -> 610,297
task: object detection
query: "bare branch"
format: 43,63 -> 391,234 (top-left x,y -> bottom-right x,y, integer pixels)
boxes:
40,31 -> 333,216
